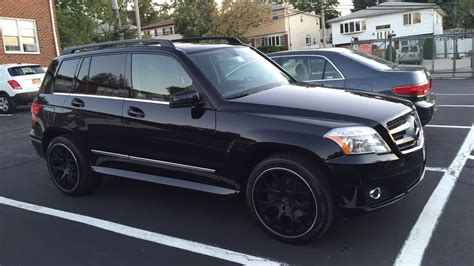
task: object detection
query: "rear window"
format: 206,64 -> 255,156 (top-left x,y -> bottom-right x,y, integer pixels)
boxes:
8,66 -> 45,76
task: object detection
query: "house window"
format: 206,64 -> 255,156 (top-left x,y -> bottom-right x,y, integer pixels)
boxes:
162,28 -> 165,35
305,35 -> 311,45
403,12 -> 420,25
300,15 -> 304,22
154,29 -> 158,36
0,18 -> 39,53
340,20 -> 366,34
412,12 -> 421,24
170,27 -> 173,34
272,12 -> 279,21
403,13 -> 411,25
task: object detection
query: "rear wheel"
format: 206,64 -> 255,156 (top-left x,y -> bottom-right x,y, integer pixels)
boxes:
46,136 -> 101,196
246,153 -> 335,243
0,95 -> 14,114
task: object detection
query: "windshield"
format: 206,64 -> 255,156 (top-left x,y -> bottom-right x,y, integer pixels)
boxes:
189,47 -> 291,98
345,50 -> 398,70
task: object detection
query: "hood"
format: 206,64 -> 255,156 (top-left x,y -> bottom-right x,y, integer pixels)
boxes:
228,84 -> 413,127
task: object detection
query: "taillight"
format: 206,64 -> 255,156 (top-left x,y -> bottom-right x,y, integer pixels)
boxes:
31,102 -> 42,127
391,82 -> 431,96
7,80 -> 22,90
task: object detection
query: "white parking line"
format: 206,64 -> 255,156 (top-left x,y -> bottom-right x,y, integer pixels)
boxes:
437,105 -> 474,108
435,94 -> 474,96
425,124 -> 472,129
0,196 -> 283,266
395,125 -> 474,266
425,167 -> 447,173
0,114 -> 13,117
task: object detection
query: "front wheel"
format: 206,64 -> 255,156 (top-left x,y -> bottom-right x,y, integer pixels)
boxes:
246,154 -> 335,244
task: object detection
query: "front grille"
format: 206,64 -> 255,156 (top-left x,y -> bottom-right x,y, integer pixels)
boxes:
387,112 -> 422,153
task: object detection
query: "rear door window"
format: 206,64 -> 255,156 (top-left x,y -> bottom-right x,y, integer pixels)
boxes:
131,54 -> 193,102
88,54 -> 127,97
8,66 -> 45,76
54,59 -> 80,93
73,57 -> 90,94
280,57 -> 309,81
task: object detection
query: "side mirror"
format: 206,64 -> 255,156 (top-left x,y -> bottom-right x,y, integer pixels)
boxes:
169,89 -> 201,108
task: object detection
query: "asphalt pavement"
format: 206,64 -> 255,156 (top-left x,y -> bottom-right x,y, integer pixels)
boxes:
0,79 -> 472,266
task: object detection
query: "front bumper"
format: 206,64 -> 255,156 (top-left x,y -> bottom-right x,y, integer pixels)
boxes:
326,147 -> 426,212
12,91 -> 37,106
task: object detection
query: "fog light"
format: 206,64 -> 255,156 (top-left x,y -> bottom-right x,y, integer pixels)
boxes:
369,187 -> 381,200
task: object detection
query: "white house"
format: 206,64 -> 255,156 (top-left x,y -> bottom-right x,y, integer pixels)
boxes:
245,4 -> 322,50
328,2 -> 446,46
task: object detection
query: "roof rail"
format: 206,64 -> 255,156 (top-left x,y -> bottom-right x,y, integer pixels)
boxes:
62,39 -> 175,55
172,37 -> 244,45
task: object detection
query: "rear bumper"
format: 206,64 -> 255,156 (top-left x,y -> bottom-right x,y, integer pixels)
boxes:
326,147 -> 426,212
30,132 -> 45,159
12,91 -> 37,106
414,92 -> 437,126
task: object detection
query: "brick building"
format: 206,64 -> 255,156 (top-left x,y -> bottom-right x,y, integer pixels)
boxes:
0,0 -> 60,67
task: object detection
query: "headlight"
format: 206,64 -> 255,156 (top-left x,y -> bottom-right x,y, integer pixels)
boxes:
324,126 -> 391,155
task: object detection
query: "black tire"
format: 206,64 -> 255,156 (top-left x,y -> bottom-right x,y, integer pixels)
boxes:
0,94 -> 15,114
246,153 -> 335,244
46,135 -> 101,196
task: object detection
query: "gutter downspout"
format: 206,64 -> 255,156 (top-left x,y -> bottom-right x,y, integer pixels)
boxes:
49,0 -> 60,56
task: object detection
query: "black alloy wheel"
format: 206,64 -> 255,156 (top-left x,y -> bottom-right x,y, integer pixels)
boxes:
48,143 -> 80,192
252,167 -> 318,238
246,153 -> 335,243
46,136 -> 101,196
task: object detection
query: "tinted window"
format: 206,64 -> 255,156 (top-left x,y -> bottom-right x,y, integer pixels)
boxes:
309,57 -> 325,80
323,62 -> 342,79
279,56 -> 342,81
131,54 -> 193,102
40,60 -> 59,94
74,57 -> 90,94
88,54 -> 127,97
8,66 -> 45,76
54,59 -> 80,93
281,57 -> 309,81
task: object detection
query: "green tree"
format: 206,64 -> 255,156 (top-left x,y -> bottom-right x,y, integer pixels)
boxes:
127,0 -> 170,26
56,0 -> 131,49
352,0 -> 382,11
284,0 -> 341,28
173,0 -> 218,37
210,0 -> 270,37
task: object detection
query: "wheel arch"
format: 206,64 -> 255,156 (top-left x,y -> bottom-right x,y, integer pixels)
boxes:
222,141 -> 332,192
42,127 -> 83,154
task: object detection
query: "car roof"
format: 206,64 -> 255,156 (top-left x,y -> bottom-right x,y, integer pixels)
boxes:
268,48 -> 351,57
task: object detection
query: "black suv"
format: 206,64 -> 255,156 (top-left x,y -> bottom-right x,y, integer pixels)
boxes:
30,37 -> 426,243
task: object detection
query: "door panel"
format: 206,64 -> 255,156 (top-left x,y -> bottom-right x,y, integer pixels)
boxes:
61,54 -> 127,158
122,53 -> 226,184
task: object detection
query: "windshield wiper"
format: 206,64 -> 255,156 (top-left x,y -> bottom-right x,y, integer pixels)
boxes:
226,93 -> 250,100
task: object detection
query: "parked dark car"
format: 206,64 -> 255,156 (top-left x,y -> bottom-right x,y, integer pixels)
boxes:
269,48 -> 436,125
30,38 -> 426,243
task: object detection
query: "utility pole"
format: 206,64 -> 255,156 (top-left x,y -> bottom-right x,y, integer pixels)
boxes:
111,0 -> 123,40
321,0 -> 326,48
135,0 -> 142,39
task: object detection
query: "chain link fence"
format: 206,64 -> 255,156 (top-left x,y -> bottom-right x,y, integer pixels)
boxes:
350,33 -> 474,78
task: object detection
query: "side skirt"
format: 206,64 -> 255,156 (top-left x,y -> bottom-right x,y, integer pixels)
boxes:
91,166 -> 239,195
